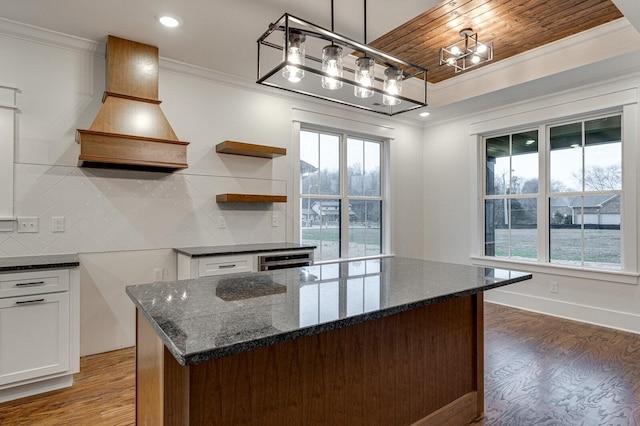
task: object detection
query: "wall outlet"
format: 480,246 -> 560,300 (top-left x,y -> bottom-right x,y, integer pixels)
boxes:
52,216 -> 65,233
549,281 -> 559,293
218,216 -> 226,229
153,268 -> 164,282
17,217 -> 38,233
272,214 -> 278,227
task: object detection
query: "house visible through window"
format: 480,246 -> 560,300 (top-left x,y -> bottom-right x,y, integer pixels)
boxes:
483,113 -> 622,270
300,128 -> 384,262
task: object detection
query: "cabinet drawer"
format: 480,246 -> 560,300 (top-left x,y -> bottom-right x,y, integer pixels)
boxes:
0,269 -> 70,298
198,255 -> 255,277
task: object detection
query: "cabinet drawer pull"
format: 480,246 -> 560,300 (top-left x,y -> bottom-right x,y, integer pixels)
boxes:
16,298 -> 45,305
16,281 -> 46,287
218,264 -> 237,269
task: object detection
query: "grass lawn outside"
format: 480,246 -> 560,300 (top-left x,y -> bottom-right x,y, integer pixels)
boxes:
302,226 -> 381,261
493,228 -> 620,269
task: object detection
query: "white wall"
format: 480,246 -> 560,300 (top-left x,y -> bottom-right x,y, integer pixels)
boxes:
423,74 -> 640,334
0,23 -> 424,355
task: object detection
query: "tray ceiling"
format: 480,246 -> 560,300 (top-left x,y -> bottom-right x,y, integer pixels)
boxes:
370,0 -> 624,83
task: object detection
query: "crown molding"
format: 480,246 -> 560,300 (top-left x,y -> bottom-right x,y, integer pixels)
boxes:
0,16 -> 104,56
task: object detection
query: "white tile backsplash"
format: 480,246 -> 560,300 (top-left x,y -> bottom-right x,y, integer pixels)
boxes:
4,163 -> 288,256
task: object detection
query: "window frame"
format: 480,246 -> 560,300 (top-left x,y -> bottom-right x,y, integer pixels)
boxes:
475,107 -> 638,283
483,128 -> 540,261
297,124 -> 388,263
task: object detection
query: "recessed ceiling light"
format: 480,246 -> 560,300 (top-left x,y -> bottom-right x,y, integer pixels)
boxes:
419,111 -> 430,117
156,14 -> 182,28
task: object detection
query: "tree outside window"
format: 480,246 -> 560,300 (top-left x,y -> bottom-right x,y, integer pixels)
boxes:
300,129 -> 384,262
483,114 -> 622,270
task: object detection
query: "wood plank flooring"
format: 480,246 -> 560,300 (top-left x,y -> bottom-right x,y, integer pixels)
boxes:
1,303 -> 639,425
474,303 -> 640,426
0,347 -> 135,425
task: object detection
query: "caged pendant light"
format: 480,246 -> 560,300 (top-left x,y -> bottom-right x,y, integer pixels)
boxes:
439,28 -> 493,72
257,0 -> 428,116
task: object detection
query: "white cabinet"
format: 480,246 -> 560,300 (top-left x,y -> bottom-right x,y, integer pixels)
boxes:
0,292 -> 70,385
0,268 -> 79,403
176,247 -> 315,280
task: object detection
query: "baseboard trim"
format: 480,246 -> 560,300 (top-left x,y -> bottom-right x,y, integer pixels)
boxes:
485,289 -> 640,334
0,375 -> 73,403
411,391 -> 479,426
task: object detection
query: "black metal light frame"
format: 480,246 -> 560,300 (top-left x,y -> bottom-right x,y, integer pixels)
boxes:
257,13 -> 428,116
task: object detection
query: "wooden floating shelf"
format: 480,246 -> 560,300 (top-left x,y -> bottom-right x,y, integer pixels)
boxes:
216,194 -> 287,203
216,141 -> 286,159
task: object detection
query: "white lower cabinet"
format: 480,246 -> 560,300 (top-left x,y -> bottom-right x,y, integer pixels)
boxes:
0,268 -> 79,403
0,293 -> 70,385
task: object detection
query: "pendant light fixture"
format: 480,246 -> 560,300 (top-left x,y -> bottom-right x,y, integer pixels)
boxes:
354,0 -> 375,99
439,28 -> 493,73
256,2 -> 428,116
282,31 -> 306,83
321,1 -> 344,90
383,67 -> 403,106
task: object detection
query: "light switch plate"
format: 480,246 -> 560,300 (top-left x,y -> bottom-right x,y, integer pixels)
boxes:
52,216 -> 65,233
17,217 -> 38,233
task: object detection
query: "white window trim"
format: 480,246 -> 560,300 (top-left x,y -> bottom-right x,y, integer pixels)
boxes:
293,112 -> 392,262
0,85 -> 18,232
471,90 -> 638,284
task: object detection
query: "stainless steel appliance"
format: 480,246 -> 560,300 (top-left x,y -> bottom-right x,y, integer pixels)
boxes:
257,250 -> 314,271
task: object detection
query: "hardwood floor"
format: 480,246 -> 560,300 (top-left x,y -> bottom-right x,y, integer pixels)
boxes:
0,347 -> 135,426
0,304 -> 639,425
474,303 -> 640,426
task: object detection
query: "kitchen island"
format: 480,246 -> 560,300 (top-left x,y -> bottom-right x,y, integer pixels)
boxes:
127,257 -> 531,425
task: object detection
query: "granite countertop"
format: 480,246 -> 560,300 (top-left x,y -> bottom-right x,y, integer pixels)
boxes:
0,253 -> 80,273
174,242 -> 316,258
126,257 -> 532,366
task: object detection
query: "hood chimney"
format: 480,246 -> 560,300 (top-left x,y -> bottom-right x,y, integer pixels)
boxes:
76,36 -> 188,170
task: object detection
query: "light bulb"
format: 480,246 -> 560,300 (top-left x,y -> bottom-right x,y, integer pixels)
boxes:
471,55 -> 480,64
447,57 -> 456,66
282,31 -> 306,83
451,46 -> 461,55
354,56 -> 375,98
383,67 -> 403,106
156,14 -> 182,28
322,45 -> 343,90
477,43 -> 487,54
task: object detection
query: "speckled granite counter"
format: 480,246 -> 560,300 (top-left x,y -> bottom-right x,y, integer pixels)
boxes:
174,242 -> 316,258
130,256 -> 532,425
0,254 -> 80,272
126,256 -> 531,366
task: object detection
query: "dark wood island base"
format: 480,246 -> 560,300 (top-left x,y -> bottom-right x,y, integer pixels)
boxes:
136,293 -> 485,426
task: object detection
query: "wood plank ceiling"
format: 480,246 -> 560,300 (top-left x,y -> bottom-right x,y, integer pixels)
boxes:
369,0 -> 624,84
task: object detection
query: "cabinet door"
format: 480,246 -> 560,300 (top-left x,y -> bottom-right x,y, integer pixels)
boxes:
0,292 -> 70,387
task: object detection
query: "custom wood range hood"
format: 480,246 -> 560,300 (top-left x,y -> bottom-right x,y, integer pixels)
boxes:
76,36 -> 188,170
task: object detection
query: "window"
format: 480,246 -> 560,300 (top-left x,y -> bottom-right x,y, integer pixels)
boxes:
483,113 -> 622,270
548,116 -> 621,269
485,130 -> 539,261
300,128 -> 384,262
